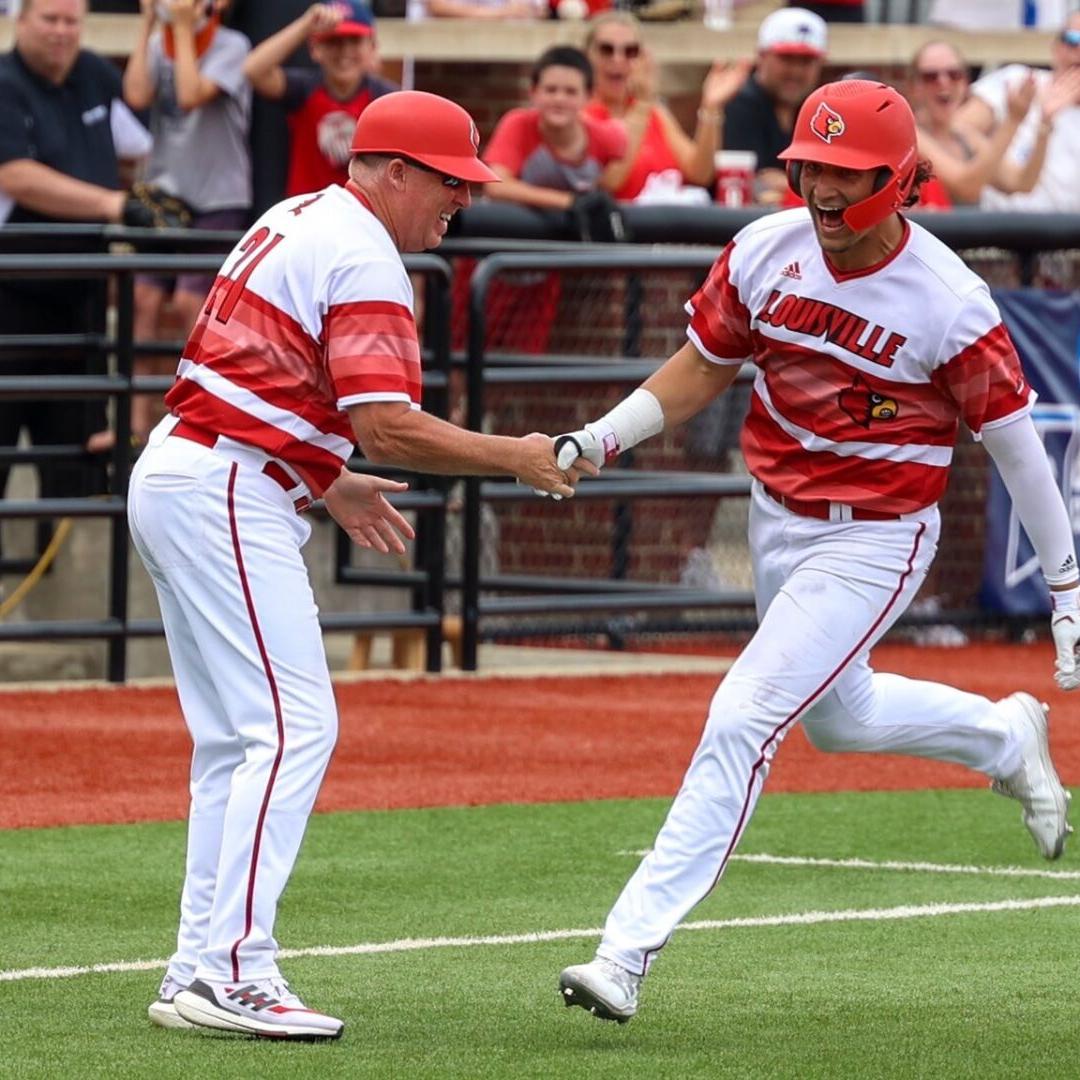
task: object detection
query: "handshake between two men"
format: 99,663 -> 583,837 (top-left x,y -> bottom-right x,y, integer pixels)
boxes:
530,387 -> 667,499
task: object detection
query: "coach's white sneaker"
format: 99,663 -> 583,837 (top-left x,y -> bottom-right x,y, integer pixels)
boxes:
560,957 -> 641,1023
174,977 -> 344,1040
991,693 -> 1072,860
147,973 -> 195,1030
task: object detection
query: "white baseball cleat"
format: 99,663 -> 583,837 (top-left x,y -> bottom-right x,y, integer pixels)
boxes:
147,973 -> 195,1030
559,957 -> 641,1023
174,977 -> 344,1041
991,692 -> 1073,860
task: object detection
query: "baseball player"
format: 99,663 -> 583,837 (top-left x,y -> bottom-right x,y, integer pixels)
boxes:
553,79 -> 1080,1024
130,90 -> 573,1042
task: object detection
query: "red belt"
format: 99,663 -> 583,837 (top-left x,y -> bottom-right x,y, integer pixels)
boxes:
169,420 -> 311,513
762,484 -> 902,522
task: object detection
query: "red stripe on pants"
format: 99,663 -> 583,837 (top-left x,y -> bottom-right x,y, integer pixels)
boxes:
225,463 -> 287,982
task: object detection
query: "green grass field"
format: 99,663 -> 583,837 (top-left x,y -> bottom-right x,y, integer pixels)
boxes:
4,789 -> 1079,1079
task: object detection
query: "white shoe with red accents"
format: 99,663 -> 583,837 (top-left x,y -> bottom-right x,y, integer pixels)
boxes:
147,973 -> 194,1030
174,977 -> 344,1040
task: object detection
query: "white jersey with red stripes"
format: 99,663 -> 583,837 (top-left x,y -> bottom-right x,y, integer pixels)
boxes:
165,182 -> 422,497
686,208 -> 1033,514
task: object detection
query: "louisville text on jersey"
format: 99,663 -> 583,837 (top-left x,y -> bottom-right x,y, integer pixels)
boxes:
756,288 -> 908,368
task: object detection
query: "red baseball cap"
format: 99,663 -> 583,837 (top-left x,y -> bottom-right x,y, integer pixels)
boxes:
350,91 -> 499,183
312,0 -> 375,40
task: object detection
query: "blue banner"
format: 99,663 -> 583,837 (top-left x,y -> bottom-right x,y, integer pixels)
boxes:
979,290 -> 1080,615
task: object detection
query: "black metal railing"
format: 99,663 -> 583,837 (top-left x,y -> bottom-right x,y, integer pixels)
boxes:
0,245 -> 453,680
4,207 -> 1077,679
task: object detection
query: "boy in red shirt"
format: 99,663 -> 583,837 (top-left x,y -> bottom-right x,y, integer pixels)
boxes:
243,1 -> 396,196
462,47 -> 627,354
484,45 -> 626,210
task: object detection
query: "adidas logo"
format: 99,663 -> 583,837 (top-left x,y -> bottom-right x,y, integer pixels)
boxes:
780,262 -> 801,280
226,984 -> 278,1011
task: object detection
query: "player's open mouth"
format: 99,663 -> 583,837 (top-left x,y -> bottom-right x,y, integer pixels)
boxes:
815,204 -> 846,233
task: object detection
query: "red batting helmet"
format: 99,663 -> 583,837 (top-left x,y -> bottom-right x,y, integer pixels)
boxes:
349,91 -> 499,184
777,80 -> 918,232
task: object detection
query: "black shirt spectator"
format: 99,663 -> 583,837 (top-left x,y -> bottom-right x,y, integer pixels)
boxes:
723,74 -> 791,173
0,0 -> 134,523
721,7 -> 827,203
0,48 -> 122,226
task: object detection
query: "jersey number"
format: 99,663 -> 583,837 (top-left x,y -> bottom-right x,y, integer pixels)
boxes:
204,227 -> 285,325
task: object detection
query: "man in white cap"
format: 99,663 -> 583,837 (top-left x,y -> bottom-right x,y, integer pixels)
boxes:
721,6 -> 828,204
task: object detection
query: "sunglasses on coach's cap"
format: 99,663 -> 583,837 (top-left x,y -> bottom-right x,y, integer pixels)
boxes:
1061,28 -> 1080,45
594,41 -> 641,59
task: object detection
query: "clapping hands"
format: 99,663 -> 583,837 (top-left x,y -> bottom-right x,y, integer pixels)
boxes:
1040,66 -> 1080,125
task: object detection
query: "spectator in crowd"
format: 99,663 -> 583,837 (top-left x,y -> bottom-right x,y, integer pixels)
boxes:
954,12 -> 1080,213
484,45 -> 626,212
0,0 -> 142,516
583,11 -> 751,203
723,7 -> 827,206
908,41 -> 1064,208
243,1 -> 396,198
470,46 -> 627,358
123,0 -> 252,443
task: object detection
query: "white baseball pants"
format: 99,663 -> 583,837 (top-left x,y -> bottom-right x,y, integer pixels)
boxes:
129,418 -> 338,984
598,482 -> 1025,976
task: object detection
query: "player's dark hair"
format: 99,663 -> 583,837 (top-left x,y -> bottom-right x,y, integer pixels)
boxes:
531,46 -> 594,93
902,158 -> 935,208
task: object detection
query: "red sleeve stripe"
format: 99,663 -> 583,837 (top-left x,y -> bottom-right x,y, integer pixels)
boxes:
686,243 -> 754,360
327,299 -> 416,322
931,322 -> 1030,433
329,334 -> 421,369
326,300 -> 421,402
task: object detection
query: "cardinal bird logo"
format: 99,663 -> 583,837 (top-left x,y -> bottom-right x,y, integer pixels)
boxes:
838,374 -> 899,428
469,119 -> 480,151
810,102 -> 846,144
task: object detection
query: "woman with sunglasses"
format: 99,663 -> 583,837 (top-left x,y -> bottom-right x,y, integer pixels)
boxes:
951,15 -> 1080,213
583,11 -> 750,202
908,41 -> 1054,207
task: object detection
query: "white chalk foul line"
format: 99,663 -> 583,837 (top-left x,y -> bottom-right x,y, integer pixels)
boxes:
619,851 -> 1080,881
4,894 -> 1080,984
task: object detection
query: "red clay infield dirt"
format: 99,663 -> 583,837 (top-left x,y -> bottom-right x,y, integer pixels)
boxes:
2,643 -> 1078,829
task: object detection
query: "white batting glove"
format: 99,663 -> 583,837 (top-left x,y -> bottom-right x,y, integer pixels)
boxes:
1051,586 -> 1080,691
532,422 -> 619,499
555,426 -> 608,471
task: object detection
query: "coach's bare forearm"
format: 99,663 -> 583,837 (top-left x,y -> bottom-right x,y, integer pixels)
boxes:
350,402 -> 528,476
